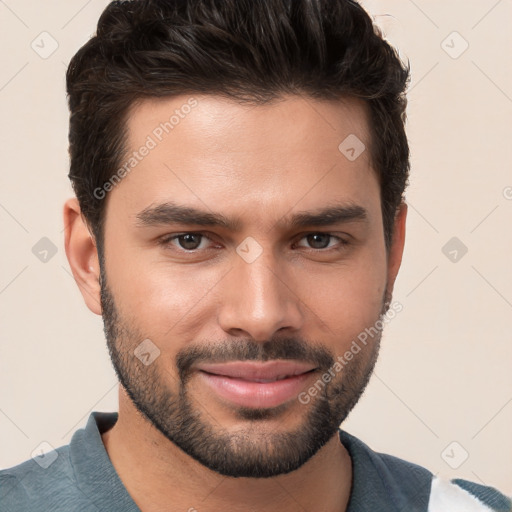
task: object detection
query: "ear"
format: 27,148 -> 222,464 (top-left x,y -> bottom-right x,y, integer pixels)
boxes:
386,202 -> 407,298
63,197 -> 102,315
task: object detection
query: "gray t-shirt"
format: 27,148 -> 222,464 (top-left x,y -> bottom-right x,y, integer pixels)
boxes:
1,411 -> 510,511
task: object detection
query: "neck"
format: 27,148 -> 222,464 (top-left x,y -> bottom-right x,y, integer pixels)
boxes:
102,390 -> 353,512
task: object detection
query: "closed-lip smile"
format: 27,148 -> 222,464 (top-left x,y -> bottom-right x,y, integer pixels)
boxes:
195,360 -> 318,408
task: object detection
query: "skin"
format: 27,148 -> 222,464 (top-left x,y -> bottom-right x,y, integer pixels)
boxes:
64,94 -> 407,512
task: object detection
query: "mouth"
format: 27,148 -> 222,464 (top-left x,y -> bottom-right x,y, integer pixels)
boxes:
196,361 -> 318,409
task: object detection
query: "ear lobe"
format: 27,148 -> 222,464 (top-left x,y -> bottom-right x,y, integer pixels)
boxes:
63,197 -> 102,315
386,202 -> 407,298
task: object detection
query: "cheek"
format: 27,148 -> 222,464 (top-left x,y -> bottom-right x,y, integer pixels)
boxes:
294,249 -> 387,343
108,257 -> 224,340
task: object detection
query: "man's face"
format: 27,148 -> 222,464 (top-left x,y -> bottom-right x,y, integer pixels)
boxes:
98,94 -> 401,478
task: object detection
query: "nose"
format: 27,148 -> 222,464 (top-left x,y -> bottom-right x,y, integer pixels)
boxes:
217,247 -> 304,342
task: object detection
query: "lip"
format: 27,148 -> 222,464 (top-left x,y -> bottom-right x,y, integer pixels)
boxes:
196,361 -> 317,408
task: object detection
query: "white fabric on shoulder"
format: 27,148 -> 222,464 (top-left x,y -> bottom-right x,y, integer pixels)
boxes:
428,477 -> 494,512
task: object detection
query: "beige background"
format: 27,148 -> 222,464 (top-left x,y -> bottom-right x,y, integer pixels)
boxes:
1,0 -> 511,494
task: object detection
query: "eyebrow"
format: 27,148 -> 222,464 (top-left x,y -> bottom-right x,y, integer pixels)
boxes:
285,203 -> 367,229
136,202 -> 240,230
135,201 -> 368,231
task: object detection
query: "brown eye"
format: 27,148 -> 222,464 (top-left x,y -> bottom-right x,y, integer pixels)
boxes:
305,233 -> 332,249
160,232 -> 211,251
175,233 -> 204,250
294,233 -> 350,253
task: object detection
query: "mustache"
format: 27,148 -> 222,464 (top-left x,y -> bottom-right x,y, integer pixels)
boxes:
176,337 -> 335,382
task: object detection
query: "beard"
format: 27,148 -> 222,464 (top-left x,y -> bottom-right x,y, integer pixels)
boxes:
99,262 -> 387,479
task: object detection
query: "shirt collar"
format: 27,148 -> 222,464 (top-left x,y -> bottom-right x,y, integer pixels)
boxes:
73,412 -> 432,512
69,411 -> 140,511
339,429 -> 432,511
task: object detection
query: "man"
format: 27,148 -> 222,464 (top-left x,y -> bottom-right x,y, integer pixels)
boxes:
1,0 -> 510,510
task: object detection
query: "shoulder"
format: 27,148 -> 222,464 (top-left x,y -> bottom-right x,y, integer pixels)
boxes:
0,412 -> 121,512
339,430 -> 511,512
0,443 -> 97,512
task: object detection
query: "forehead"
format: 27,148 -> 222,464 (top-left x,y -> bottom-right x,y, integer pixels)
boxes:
107,93 -> 380,227
126,93 -> 371,161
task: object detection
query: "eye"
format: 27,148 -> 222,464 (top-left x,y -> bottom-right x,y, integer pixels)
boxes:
295,233 -> 347,250
160,232 -> 212,251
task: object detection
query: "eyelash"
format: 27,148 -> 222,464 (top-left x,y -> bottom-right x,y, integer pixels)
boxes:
158,232 -> 350,253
